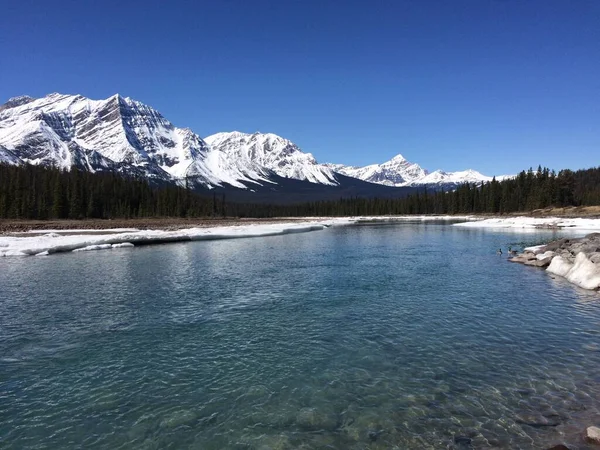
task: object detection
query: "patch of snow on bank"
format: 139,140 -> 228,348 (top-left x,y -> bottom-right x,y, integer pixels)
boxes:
0,222 -> 346,257
0,216 -> 490,258
454,217 -> 600,231
547,253 -> 600,290
536,251 -> 555,260
112,242 -> 134,248
72,244 -> 113,252
25,228 -> 140,234
524,244 -> 546,252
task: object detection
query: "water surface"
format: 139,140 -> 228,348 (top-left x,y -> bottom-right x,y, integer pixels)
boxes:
1,223 -> 600,449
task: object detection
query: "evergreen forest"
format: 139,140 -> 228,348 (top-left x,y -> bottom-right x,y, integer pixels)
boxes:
1,163 -> 599,220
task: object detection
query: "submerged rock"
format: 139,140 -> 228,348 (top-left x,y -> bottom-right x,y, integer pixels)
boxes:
586,426 -> 600,445
545,445 -> 571,450
454,435 -> 472,445
295,407 -> 337,431
159,409 -> 199,429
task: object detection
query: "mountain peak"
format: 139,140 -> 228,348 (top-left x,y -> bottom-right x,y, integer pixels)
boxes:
0,95 -> 36,111
389,153 -> 407,163
204,131 -> 338,186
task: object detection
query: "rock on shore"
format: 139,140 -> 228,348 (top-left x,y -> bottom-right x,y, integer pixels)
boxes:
509,233 -> 600,290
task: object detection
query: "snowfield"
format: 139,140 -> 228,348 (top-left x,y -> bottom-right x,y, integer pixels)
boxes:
453,216 -> 600,231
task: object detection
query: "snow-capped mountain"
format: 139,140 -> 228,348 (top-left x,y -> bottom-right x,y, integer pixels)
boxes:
0,92 -> 510,196
205,131 -> 337,186
407,169 -> 512,187
326,156 -> 511,188
0,93 -> 341,190
0,93 -> 222,184
0,145 -> 22,165
324,154 -> 427,186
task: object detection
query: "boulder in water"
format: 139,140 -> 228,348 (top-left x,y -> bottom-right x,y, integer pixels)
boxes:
585,426 -> 600,445
524,256 -> 553,268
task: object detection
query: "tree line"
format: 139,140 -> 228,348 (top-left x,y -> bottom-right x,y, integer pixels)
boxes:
282,166 -> 600,216
0,163 -> 599,220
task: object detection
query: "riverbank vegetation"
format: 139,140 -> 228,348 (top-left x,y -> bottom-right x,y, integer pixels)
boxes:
1,164 -> 599,220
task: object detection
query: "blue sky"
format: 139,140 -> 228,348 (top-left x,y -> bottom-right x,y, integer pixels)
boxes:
0,0 -> 598,175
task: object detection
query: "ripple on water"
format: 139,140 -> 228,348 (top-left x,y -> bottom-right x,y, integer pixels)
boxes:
1,224 -> 600,449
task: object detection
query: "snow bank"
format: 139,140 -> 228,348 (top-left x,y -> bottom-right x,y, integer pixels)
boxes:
0,221 -> 349,257
454,217 -> 600,230
536,251 -> 555,260
112,242 -> 134,248
524,244 -> 546,253
25,228 -> 139,234
547,253 -> 600,290
72,244 -> 114,252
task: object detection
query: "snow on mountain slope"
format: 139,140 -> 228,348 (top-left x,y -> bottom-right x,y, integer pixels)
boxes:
0,94 -> 342,189
324,154 -> 427,186
0,92 -> 509,192
204,132 -> 338,186
0,93 -> 214,181
0,145 -> 22,165
326,155 -> 511,188
407,169 -> 513,186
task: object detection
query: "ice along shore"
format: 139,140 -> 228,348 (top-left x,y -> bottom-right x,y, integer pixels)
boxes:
0,216 -> 473,257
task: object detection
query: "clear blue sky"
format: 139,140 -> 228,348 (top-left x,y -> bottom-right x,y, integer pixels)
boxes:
0,0 -> 598,175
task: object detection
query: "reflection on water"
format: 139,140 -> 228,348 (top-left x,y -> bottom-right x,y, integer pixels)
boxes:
1,223 -> 599,449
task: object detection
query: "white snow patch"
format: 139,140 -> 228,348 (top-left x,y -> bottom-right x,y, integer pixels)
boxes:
524,244 -> 546,253
72,244 -> 113,252
536,251 -> 555,260
26,228 -> 139,234
0,221 -> 347,257
454,217 -> 600,231
112,242 -> 134,248
0,216 -> 475,257
547,253 -> 600,290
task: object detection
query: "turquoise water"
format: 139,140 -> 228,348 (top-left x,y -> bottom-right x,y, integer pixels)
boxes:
1,222 -> 600,449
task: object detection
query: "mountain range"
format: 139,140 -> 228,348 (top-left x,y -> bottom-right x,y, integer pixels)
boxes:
0,93 -> 510,201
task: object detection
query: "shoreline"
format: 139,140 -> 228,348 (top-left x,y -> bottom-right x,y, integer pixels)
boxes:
3,214 -> 600,259
509,234 -> 600,291
0,215 -> 476,236
0,216 -> 473,257
0,217 -> 314,234
1,204 -> 600,234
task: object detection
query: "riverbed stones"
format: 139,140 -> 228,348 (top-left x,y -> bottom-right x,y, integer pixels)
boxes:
295,407 -> 337,431
159,409 -> 199,429
255,434 -> 292,450
585,426 -> 600,445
